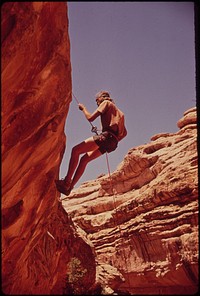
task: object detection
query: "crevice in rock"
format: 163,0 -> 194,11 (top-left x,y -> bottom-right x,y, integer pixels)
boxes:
2,199 -> 24,229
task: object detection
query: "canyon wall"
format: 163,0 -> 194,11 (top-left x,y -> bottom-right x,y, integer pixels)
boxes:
2,2 -> 96,294
62,107 -> 198,295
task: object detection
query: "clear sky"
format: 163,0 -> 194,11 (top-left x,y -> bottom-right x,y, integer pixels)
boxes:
60,2 -> 196,188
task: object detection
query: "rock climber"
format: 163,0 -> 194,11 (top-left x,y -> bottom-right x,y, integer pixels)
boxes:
55,91 -> 127,196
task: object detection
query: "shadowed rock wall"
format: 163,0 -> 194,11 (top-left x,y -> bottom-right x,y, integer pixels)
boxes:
2,2 -> 96,294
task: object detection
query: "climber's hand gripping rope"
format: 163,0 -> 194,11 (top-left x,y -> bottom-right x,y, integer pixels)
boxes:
91,125 -> 98,134
72,92 -> 98,135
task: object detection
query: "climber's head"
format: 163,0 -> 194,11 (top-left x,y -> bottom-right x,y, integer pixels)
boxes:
95,91 -> 113,106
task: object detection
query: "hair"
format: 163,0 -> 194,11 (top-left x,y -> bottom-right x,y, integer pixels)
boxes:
95,91 -> 113,102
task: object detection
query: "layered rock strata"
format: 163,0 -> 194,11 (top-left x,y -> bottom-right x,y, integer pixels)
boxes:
2,3 -> 96,294
62,107 -> 198,295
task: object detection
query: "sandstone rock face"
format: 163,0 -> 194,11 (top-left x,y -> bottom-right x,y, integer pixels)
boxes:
2,3 -> 96,294
62,107 -> 198,295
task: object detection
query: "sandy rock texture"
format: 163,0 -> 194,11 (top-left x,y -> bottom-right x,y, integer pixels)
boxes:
62,107 -> 198,295
2,2 -> 96,294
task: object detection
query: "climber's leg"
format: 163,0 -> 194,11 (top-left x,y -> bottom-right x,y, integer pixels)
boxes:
55,136 -> 100,195
70,149 -> 102,189
64,136 -> 99,184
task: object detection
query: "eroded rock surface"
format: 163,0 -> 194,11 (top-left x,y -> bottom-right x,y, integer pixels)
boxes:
62,107 -> 198,295
2,3 -> 96,294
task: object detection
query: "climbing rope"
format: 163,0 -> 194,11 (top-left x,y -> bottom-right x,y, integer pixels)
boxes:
105,152 -> 131,289
72,92 -> 98,135
57,92 -> 131,290
72,92 -> 132,289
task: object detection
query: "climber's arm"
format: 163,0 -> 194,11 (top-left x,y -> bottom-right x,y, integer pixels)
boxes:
78,104 -> 100,122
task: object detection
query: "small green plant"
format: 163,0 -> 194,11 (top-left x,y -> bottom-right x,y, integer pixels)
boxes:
65,257 -> 87,294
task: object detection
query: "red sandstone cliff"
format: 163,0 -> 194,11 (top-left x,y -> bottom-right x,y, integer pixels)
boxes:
2,3 -> 96,294
62,107 -> 198,295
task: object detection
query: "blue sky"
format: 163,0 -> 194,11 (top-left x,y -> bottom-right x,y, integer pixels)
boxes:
60,2 -> 196,188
